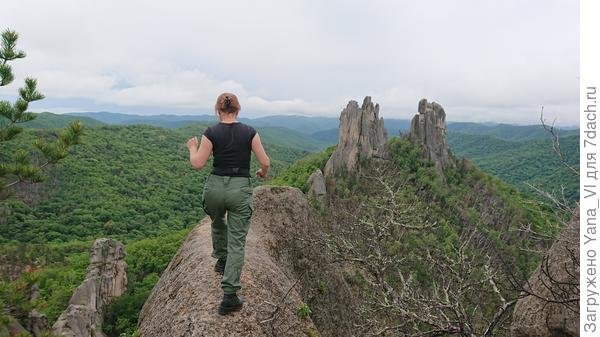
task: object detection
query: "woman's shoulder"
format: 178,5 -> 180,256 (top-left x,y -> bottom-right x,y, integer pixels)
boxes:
236,122 -> 256,132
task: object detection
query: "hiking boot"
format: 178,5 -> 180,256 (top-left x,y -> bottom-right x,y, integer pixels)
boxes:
214,258 -> 226,275
218,293 -> 244,315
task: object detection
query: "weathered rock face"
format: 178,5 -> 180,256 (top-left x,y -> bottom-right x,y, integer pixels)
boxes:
52,238 -> 127,337
324,96 -> 387,183
306,169 -> 326,202
511,206 -> 580,337
408,98 -> 454,176
138,186 -> 318,337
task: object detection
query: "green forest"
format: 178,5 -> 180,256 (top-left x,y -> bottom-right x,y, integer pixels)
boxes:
0,112 -> 579,337
447,132 -> 579,203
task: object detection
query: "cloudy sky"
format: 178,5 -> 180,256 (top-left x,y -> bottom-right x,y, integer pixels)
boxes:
0,0 -> 578,125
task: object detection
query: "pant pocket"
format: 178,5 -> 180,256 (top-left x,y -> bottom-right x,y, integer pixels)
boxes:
244,186 -> 253,217
248,196 -> 253,217
201,195 -> 211,216
202,178 -> 212,216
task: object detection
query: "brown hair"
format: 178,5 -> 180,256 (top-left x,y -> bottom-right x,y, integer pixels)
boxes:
215,93 -> 241,115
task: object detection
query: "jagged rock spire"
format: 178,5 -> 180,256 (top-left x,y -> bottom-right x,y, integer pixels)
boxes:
324,96 -> 387,183
408,98 -> 454,177
52,238 -> 127,337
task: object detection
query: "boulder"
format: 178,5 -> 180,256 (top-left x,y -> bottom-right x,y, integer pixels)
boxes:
27,309 -> 49,337
52,238 -> 127,337
306,169 -> 326,202
511,206 -> 580,337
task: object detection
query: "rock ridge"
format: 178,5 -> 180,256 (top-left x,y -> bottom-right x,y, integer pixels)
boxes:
138,186 -> 318,337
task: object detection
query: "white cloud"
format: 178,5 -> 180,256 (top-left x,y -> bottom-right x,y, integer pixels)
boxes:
0,0 -> 579,125
35,71 -> 117,98
245,96 -> 331,116
105,69 -> 246,108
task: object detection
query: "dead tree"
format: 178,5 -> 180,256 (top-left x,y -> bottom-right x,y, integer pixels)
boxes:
325,163 -> 516,336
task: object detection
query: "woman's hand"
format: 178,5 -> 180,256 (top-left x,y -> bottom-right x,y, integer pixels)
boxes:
251,133 -> 270,178
187,136 -> 199,151
255,168 -> 267,178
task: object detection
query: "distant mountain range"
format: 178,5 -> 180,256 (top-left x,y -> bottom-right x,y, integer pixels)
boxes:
64,111 -> 342,131
63,111 -> 578,141
22,112 -> 106,128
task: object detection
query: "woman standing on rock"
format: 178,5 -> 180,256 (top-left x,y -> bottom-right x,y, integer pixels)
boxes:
186,92 -> 270,315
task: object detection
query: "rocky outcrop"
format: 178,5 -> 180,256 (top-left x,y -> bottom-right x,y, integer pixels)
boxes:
324,96 -> 387,184
408,98 -> 454,178
138,186 -> 318,337
511,206 -> 580,337
27,309 -> 49,337
306,169 -> 326,202
52,238 -> 127,337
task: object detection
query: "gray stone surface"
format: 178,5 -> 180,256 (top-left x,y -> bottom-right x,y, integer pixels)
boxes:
52,238 -> 127,337
324,96 -> 387,184
408,98 -> 455,178
306,169 -> 326,202
511,206 -> 580,337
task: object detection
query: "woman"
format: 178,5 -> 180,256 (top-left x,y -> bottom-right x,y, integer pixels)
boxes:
186,92 -> 270,315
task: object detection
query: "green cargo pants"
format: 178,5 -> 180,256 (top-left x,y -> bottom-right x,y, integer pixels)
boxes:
201,174 -> 253,294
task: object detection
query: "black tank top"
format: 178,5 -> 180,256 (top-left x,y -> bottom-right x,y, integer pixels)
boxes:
203,122 -> 257,177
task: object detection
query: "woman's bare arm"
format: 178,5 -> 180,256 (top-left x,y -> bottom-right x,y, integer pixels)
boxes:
187,135 -> 212,169
251,133 -> 270,177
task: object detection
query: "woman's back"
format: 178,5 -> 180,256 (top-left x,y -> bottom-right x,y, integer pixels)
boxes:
203,122 -> 257,177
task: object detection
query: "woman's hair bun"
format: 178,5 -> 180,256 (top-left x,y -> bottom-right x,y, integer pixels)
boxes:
223,96 -> 231,109
215,93 -> 240,114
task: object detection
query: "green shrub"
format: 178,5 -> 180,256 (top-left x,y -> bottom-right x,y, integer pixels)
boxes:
296,302 -> 312,319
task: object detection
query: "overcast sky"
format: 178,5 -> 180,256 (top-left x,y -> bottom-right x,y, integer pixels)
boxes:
0,0 -> 579,125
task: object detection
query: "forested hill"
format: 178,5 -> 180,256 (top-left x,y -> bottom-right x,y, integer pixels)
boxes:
22,111 -> 106,129
0,123 -> 308,244
447,132 -> 579,203
447,122 -> 579,140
